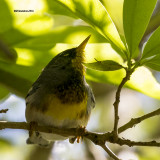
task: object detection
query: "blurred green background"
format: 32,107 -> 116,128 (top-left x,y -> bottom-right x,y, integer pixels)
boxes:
0,0 -> 160,159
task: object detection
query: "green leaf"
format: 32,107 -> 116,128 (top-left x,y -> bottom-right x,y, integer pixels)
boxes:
142,26 -> 160,60
146,62 -> 160,71
144,55 -> 160,71
15,26 -> 108,50
46,0 -> 77,18
0,39 -> 17,62
84,60 -> 123,71
0,61 -> 39,97
48,0 -> 126,58
100,0 -> 124,36
86,66 -> 160,99
0,85 -> 9,100
0,1 -> 13,33
0,28 -> 32,46
123,0 -> 157,56
1,26 -> 107,51
0,68 -> 32,97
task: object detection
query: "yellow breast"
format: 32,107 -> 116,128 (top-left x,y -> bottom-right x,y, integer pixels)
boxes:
43,94 -> 88,121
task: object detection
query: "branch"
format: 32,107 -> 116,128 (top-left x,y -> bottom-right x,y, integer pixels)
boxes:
0,121 -> 160,159
0,121 -> 121,159
0,109 -> 9,113
116,138 -> 160,147
113,70 -> 133,139
101,144 -> 121,160
0,122 -> 160,147
118,107 -> 160,133
0,39 -> 16,61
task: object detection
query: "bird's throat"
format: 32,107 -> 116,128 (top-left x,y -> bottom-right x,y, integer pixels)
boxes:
71,51 -> 85,75
54,70 -> 87,104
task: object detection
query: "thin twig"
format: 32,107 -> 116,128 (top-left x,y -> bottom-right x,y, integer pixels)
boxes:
101,144 -> 121,160
118,108 -> 160,133
116,138 -> 160,147
113,70 -> 132,140
0,109 -> 9,113
0,39 -> 16,60
112,61 -> 140,140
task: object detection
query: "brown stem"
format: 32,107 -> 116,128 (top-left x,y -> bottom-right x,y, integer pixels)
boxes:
0,122 -> 160,148
101,144 -> 121,160
0,109 -> 9,113
113,70 -> 132,140
116,138 -> 160,147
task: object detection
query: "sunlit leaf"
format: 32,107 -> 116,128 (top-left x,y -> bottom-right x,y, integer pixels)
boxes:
7,0 -> 47,25
142,26 -> 160,60
46,0 -> 77,18
17,15 -> 53,36
85,60 -> 123,71
127,67 -> 160,99
15,26 -> 108,50
100,0 -> 124,35
86,66 -> 160,99
1,25 -> 107,51
123,0 -> 157,56
48,0 -> 126,58
6,0 -> 53,36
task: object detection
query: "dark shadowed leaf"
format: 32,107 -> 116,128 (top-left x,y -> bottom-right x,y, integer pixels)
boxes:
144,55 -> 160,71
0,68 -> 32,97
0,62 -> 38,97
142,26 -> 160,60
0,40 -> 17,62
84,60 -> 123,71
0,1 -> 13,33
0,85 -> 9,100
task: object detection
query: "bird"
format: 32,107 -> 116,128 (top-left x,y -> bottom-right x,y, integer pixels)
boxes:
25,35 -> 95,147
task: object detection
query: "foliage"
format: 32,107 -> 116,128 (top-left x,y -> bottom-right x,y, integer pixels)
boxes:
0,0 -> 160,100
1,0 -> 160,159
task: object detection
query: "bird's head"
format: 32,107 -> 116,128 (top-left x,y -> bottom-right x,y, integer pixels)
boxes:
46,35 -> 90,76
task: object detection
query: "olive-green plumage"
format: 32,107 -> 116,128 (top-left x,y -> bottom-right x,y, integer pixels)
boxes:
25,36 -> 95,146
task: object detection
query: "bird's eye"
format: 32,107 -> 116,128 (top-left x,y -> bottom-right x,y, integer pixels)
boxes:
64,53 -> 69,56
61,66 -> 66,69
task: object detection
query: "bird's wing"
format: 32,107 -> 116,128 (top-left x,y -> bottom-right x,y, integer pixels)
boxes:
86,84 -> 95,115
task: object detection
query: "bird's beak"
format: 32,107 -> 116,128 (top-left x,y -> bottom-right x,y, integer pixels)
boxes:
76,35 -> 91,53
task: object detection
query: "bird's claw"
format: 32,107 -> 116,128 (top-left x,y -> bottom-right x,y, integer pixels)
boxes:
29,121 -> 38,137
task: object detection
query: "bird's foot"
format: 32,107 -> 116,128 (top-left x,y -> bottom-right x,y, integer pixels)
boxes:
27,121 -> 50,147
69,126 -> 86,144
28,121 -> 38,137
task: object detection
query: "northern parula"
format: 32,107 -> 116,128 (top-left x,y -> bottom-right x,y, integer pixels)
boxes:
25,35 -> 95,146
